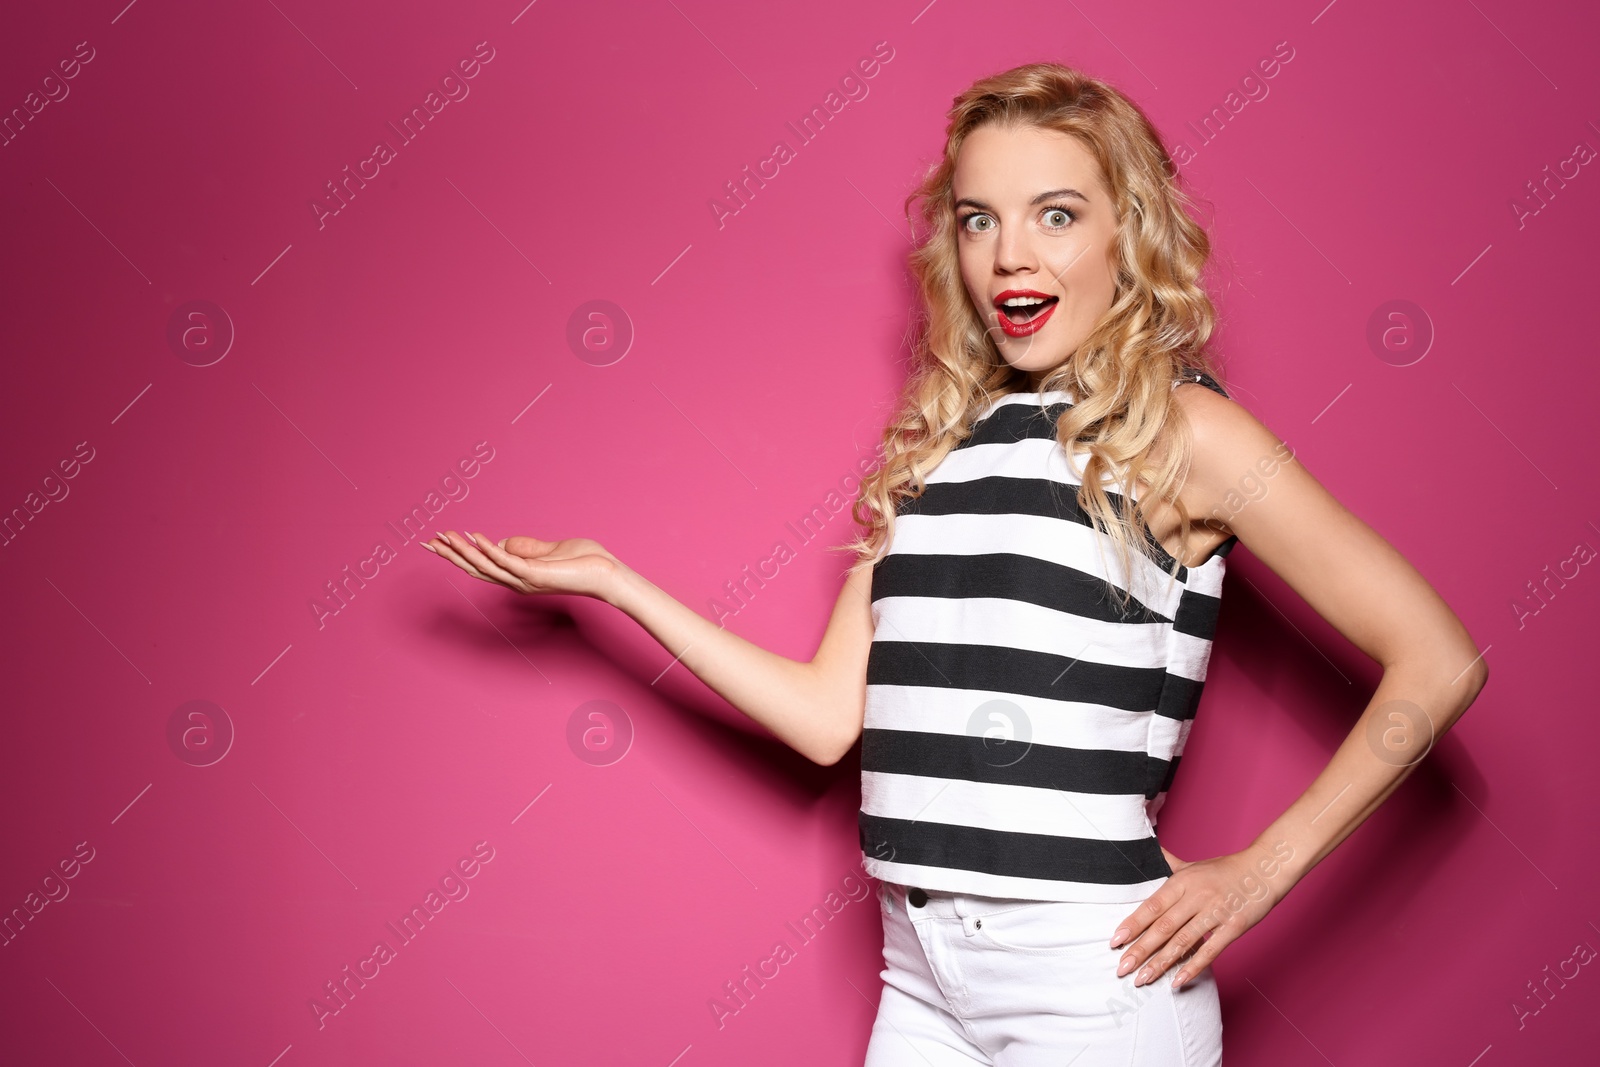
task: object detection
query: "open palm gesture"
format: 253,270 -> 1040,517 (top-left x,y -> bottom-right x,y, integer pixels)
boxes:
423,531 -> 622,602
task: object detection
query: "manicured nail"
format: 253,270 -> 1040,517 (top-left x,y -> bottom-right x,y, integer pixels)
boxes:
420,541 -> 438,553
1117,956 -> 1136,977
1172,971 -> 1187,991
464,532 -> 479,547
1110,927 -> 1129,948
1135,967 -> 1153,986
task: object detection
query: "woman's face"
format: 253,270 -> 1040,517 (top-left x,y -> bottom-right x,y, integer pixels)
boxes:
951,122 -> 1120,384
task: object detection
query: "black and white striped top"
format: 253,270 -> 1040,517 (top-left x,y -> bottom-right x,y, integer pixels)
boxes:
857,371 -> 1237,903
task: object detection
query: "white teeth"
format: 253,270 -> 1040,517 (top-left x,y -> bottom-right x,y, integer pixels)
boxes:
1001,296 -> 1050,307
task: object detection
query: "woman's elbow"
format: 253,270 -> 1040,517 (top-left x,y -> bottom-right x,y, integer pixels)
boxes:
1440,649 -> 1489,721
1464,656 -> 1489,703
815,716 -> 864,767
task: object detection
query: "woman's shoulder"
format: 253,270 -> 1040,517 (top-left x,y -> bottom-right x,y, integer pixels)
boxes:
1173,366 -> 1231,399
1168,370 -> 1288,501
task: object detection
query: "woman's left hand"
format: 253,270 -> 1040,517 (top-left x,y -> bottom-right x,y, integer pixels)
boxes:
1111,842 -> 1296,990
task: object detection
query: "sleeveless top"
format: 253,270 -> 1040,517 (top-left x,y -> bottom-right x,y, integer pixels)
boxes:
857,369 -> 1238,903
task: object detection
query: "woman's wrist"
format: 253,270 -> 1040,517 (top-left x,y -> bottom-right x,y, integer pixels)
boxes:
599,558 -> 650,612
1240,837 -> 1303,905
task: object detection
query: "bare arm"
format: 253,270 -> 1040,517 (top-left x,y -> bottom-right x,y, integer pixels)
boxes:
424,531 -> 875,766
1113,384 -> 1490,990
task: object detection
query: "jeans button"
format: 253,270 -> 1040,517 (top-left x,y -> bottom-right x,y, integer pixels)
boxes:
908,887 -> 928,908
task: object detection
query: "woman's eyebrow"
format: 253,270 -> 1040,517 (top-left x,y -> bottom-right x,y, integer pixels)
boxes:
953,187 -> 1090,212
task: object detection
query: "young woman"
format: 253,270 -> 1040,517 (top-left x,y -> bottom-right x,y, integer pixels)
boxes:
422,63 -> 1487,1066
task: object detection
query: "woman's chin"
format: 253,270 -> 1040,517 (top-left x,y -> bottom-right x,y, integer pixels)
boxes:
999,350 -> 1071,380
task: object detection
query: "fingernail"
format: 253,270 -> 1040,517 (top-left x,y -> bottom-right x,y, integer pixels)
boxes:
1135,967 -> 1152,986
464,532 -> 479,547
420,541 -> 437,553
1117,956 -> 1135,977
1110,927 -> 1129,948
1173,971 -> 1187,991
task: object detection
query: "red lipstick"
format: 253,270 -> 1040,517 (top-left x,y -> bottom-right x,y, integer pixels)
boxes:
992,289 -> 1059,338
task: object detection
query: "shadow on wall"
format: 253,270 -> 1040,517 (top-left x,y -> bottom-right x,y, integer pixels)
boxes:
1196,557 -> 1488,1025
419,593 -> 855,806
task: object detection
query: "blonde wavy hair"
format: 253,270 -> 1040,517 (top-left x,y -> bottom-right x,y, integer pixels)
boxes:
839,62 -> 1226,608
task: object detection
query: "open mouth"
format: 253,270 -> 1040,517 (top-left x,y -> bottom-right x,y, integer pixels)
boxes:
992,292 -> 1061,337
999,295 -> 1059,324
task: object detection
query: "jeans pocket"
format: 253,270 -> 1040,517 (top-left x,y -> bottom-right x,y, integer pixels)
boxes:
973,899 -> 1128,955
1168,962 -> 1224,1066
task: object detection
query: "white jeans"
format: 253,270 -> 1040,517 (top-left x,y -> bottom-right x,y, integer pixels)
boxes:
864,881 -> 1223,1066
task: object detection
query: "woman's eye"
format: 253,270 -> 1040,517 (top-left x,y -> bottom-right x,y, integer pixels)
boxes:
1043,208 -> 1075,229
962,214 -> 995,233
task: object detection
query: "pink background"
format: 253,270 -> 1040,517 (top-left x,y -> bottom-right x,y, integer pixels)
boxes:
2,0 -> 1597,1063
